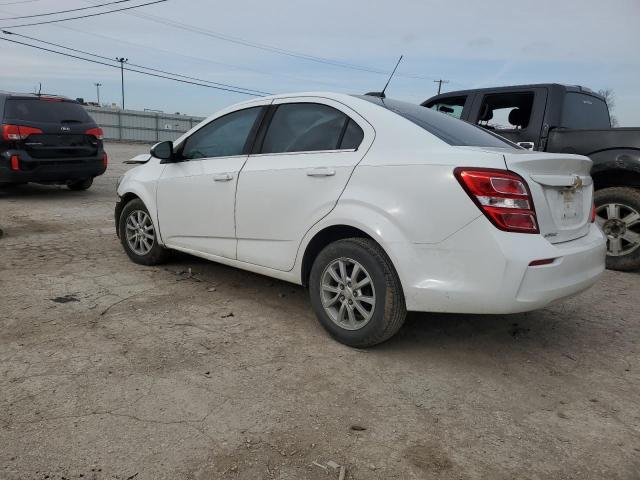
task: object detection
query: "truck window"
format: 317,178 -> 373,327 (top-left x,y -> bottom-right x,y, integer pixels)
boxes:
476,93 -> 534,131
561,93 -> 610,129
357,96 -> 516,148
425,96 -> 466,119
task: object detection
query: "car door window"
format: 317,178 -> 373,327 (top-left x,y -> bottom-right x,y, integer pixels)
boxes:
261,103 -> 357,154
339,119 -> 364,150
426,96 -> 467,119
476,93 -> 534,131
181,107 -> 262,160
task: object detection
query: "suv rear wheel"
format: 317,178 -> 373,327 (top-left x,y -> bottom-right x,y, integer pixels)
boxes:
67,178 -> 93,191
309,238 -> 406,347
594,187 -> 640,271
119,198 -> 169,265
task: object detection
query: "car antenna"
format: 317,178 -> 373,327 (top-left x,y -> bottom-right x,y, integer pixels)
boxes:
37,82 -> 42,97
365,55 -> 403,99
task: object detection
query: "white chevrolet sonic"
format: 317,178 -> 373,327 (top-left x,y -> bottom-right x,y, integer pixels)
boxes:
115,92 -> 606,347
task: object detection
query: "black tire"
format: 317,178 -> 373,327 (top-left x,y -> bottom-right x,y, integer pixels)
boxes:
594,187 -> 640,271
67,178 -> 93,191
118,198 -> 169,266
308,237 -> 406,347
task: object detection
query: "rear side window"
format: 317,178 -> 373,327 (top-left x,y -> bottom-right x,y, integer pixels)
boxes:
261,103 -> 361,154
182,107 -> 262,159
4,99 -> 92,124
426,96 -> 467,119
476,92 -> 534,131
561,93 -> 611,129
358,96 -> 515,148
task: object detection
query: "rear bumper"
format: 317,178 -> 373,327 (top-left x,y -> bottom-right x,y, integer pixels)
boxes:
396,217 -> 606,314
0,150 -> 106,184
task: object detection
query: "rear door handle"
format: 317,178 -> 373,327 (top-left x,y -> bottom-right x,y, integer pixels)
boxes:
306,167 -> 336,177
213,172 -> 234,182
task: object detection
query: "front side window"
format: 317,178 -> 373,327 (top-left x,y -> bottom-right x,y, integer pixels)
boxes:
181,107 -> 261,160
262,103 -> 360,154
476,92 -> 534,131
426,96 -> 467,119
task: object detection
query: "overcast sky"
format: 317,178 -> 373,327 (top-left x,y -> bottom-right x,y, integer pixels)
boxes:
1,0 -> 639,125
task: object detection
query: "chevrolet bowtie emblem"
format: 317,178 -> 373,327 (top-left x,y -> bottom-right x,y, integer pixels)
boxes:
570,176 -> 583,190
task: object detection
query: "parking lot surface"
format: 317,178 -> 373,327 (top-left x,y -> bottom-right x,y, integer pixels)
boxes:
1,142 -> 639,479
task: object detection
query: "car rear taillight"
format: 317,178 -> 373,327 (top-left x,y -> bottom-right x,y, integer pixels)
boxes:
103,152 -> 108,168
85,127 -> 104,140
454,167 -> 539,234
590,200 -> 596,223
2,124 -> 44,141
10,155 -> 20,171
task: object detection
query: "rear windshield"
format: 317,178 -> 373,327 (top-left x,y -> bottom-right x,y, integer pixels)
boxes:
561,93 -> 610,129
356,95 -> 516,148
4,98 -> 93,124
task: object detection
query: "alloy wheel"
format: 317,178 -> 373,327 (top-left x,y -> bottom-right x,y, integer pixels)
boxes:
596,203 -> 640,256
320,257 -> 376,331
125,210 -> 155,256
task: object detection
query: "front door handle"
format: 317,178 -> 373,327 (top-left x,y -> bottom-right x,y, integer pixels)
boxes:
306,167 -> 336,177
213,172 -> 234,182
517,141 -> 535,150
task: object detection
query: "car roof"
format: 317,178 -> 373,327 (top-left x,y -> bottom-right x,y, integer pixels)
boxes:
422,83 -> 605,104
0,91 -> 74,101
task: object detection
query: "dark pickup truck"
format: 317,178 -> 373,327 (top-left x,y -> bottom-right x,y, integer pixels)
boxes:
423,83 -> 640,271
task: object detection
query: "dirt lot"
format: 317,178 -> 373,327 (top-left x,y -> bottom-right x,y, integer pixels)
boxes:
1,141 -> 639,480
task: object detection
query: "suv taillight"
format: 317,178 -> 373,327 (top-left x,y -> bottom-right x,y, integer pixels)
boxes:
454,167 -> 539,234
2,124 -> 43,141
85,127 -> 104,140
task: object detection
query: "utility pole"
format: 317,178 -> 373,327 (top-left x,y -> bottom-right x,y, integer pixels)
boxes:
116,57 -> 128,109
94,82 -> 102,105
434,79 -> 449,95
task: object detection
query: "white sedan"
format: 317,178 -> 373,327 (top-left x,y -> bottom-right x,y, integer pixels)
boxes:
115,92 -> 606,347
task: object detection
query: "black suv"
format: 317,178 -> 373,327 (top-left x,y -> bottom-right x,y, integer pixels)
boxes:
0,92 -> 106,190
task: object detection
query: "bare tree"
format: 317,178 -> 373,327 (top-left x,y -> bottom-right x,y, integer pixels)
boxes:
598,88 -> 619,127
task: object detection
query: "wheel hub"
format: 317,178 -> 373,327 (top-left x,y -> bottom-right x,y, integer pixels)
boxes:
603,218 -> 626,238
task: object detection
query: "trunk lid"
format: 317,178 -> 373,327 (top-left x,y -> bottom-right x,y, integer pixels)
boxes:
503,151 -> 593,243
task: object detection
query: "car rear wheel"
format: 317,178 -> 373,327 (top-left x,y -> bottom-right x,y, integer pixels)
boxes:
119,198 -> 169,265
67,178 -> 93,191
594,187 -> 640,271
309,237 -> 406,347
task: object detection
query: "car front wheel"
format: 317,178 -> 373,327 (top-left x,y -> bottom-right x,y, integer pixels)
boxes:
119,198 -> 169,265
309,238 -> 406,347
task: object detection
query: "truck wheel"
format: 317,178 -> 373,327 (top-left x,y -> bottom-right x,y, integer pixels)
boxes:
118,198 -> 169,265
594,187 -> 640,271
308,237 -> 406,347
67,178 -> 93,191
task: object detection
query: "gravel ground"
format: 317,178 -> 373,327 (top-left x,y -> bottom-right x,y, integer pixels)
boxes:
1,141 -> 639,480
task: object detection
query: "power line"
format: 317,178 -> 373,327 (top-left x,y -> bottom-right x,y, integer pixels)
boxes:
0,0 -> 137,20
0,0 -> 41,5
108,6 -> 446,82
0,35 -> 268,97
2,30 -> 272,95
0,0 -> 167,28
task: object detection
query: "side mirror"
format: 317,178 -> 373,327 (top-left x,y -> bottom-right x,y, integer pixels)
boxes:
150,141 -> 174,162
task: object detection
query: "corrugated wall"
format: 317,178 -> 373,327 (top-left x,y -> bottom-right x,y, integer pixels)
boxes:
84,106 -> 205,143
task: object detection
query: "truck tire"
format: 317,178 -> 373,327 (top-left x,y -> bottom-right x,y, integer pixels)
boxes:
308,237 -> 406,347
594,187 -> 640,271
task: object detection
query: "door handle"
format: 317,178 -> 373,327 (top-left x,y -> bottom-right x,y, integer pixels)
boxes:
517,141 -> 535,150
213,173 -> 234,182
306,167 -> 336,177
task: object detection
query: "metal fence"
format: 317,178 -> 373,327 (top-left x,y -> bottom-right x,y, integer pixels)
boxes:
84,106 -> 205,143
